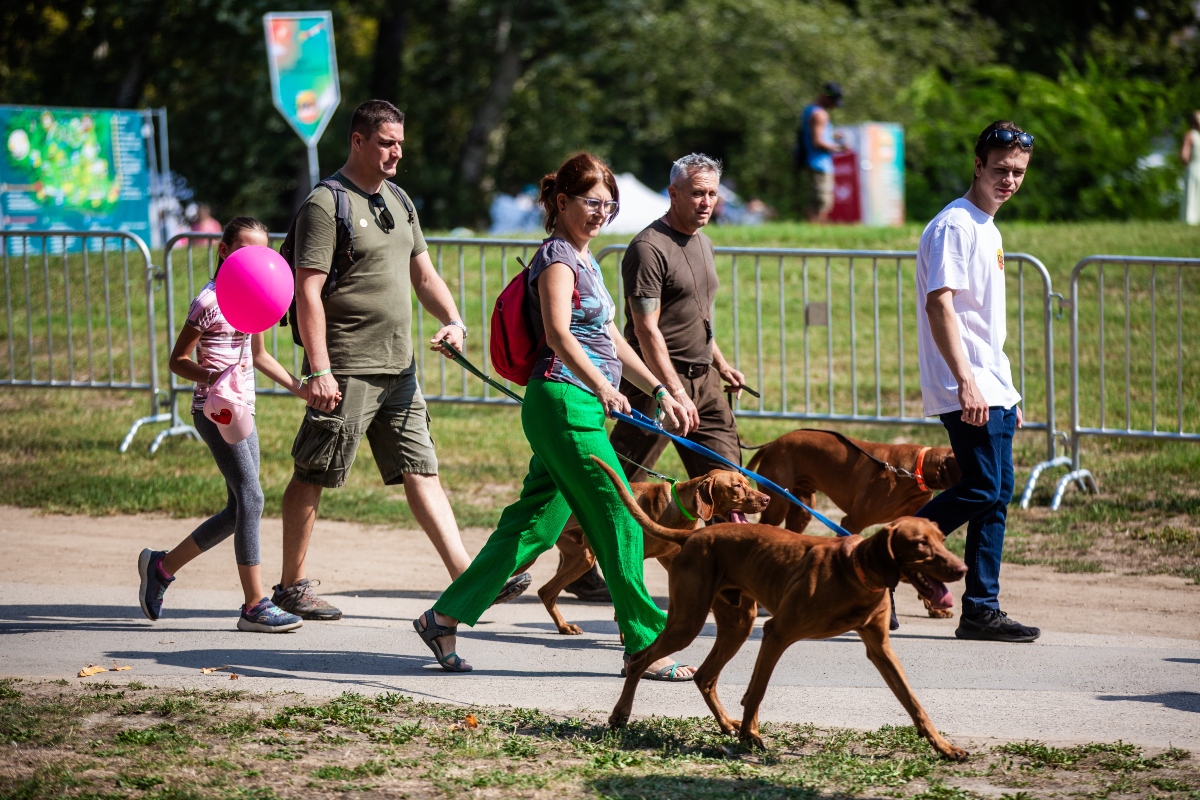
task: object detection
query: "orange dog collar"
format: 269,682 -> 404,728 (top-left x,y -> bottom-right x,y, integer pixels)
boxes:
913,446 -> 931,492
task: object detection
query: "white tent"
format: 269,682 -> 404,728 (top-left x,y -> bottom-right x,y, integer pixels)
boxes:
603,172 -> 669,234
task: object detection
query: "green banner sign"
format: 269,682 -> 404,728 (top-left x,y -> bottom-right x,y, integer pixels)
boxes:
1,105 -> 154,251
263,11 -> 340,147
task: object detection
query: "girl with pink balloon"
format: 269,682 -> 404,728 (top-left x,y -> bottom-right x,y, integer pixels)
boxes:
138,216 -> 334,633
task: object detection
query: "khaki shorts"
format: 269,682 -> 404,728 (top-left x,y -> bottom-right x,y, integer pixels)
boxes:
805,169 -> 835,216
291,369 -> 437,488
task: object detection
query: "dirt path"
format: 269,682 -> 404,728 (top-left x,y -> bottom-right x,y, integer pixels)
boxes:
3,505 -> 1197,639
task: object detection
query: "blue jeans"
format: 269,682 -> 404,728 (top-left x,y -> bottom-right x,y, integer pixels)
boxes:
915,405 -> 1016,615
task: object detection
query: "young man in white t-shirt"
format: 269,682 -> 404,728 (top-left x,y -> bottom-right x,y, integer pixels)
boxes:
913,121 -> 1040,643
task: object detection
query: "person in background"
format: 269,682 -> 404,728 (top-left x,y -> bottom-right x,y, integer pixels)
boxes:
1180,111 -> 1200,226
795,82 -> 846,223
190,203 -> 223,234
414,152 -> 697,681
913,120 -> 1039,643
138,217 -> 311,633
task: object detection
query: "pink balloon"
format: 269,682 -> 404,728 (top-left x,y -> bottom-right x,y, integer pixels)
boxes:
213,245 -> 294,334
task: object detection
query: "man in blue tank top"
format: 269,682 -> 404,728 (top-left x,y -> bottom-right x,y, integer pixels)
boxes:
795,82 -> 845,223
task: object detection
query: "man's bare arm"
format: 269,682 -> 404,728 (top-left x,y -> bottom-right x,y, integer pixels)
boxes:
811,108 -> 841,154
629,297 -> 700,428
925,288 -> 988,426
410,250 -> 465,356
296,268 -> 339,412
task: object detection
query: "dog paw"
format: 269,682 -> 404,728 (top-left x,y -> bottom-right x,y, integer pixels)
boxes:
927,608 -> 954,619
718,720 -> 741,735
739,730 -> 765,750
938,743 -> 969,761
558,624 -> 584,635
608,712 -> 630,729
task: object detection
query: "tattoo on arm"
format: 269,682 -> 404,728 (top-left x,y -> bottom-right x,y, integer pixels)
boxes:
630,296 -> 659,315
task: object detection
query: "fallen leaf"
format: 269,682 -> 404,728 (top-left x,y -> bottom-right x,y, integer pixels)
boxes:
200,665 -> 229,675
464,714 -> 479,729
112,664 -> 132,671
448,723 -> 463,732
229,674 -> 239,680
78,665 -> 107,678
158,640 -> 174,645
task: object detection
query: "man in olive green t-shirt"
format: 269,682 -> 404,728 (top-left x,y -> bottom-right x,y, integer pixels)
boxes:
274,100 -> 530,621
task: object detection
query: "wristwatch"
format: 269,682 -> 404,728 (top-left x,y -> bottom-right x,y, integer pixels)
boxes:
447,320 -> 468,338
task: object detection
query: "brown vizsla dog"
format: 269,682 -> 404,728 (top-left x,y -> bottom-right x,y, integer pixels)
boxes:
748,430 -> 961,618
593,456 -> 969,761
538,469 -> 771,635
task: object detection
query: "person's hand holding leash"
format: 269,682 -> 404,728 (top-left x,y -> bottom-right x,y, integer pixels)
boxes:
718,364 -> 747,399
670,389 -> 701,431
430,321 -> 466,359
657,392 -> 690,436
597,382 -> 631,418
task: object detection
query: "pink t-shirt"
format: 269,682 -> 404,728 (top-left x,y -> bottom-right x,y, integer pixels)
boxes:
186,281 -> 255,412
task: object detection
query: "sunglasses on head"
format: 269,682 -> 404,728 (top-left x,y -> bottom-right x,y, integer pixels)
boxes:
570,195 -> 620,221
369,193 -> 395,233
984,129 -> 1035,150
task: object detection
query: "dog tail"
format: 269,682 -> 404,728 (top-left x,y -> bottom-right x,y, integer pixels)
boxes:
590,456 -> 694,545
746,447 -> 766,474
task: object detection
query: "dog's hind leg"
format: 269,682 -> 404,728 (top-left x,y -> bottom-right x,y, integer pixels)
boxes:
537,531 -> 595,635
857,619 -> 968,761
737,619 -> 793,749
696,591 -> 757,735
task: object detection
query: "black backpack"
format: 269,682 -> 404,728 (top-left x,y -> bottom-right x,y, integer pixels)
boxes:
278,177 -> 415,347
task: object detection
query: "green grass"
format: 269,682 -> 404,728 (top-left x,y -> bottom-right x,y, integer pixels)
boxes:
2,222 -> 1199,576
2,680 -> 1197,800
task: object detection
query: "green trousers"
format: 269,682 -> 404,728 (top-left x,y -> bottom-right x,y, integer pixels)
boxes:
433,379 -> 667,653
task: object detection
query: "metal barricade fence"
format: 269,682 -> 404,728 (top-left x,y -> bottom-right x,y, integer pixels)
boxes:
1054,255 -> 1200,509
597,245 -> 1063,505
0,230 -> 163,451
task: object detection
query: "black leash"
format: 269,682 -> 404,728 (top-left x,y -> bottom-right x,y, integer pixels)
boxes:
440,342 -> 680,484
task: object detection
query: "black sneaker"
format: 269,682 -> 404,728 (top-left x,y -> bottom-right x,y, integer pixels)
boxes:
955,609 -> 1040,643
137,549 -> 174,621
490,572 -> 532,606
563,562 -> 612,603
271,578 -> 342,620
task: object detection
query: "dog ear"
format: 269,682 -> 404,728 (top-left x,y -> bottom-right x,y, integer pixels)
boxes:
883,522 -> 898,561
695,477 -> 715,521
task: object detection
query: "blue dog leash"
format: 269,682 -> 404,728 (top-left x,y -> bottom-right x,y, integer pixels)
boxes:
610,409 -> 853,537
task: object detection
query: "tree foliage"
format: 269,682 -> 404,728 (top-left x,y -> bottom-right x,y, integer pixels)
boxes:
1,0 -> 1196,228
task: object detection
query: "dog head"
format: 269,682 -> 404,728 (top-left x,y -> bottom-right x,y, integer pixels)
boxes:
695,470 -> 772,523
874,517 -> 967,610
922,448 -> 960,491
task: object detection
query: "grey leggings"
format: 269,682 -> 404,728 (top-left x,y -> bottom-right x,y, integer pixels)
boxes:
190,411 -> 264,566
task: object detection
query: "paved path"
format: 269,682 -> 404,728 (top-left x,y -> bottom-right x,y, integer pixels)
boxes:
2,508 -> 1198,750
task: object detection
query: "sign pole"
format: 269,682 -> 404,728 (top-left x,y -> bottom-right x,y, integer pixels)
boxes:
263,12 -> 340,193
307,143 -> 320,189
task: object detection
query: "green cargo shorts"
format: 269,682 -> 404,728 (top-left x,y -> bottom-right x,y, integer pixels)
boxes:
291,369 -> 437,488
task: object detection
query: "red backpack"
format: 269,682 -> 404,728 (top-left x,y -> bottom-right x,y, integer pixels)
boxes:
489,248 -> 579,385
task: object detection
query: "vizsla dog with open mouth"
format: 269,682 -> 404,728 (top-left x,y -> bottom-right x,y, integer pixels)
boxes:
593,456 -> 970,761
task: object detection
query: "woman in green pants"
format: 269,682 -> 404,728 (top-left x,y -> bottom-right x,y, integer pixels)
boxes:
414,152 -> 696,679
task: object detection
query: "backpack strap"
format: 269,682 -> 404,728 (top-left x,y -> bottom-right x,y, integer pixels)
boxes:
384,180 -> 416,224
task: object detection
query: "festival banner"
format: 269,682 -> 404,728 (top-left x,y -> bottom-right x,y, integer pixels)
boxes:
263,11 -> 341,147
1,105 -> 154,252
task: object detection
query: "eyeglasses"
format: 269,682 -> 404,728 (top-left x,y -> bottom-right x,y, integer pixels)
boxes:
369,193 -> 395,233
570,195 -> 620,220
983,129 -> 1035,150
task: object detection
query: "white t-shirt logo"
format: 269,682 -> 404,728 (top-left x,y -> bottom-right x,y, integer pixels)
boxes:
997,249 -> 1005,271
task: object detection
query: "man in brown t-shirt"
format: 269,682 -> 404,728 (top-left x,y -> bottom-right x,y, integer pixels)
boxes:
608,153 -> 745,482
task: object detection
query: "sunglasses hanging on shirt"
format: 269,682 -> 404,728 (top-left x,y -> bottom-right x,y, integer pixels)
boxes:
369,193 -> 396,233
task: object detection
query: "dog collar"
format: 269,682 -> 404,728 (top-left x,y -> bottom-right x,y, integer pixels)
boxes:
913,447 -> 931,492
850,538 -> 887,593
671,482 -> 697,521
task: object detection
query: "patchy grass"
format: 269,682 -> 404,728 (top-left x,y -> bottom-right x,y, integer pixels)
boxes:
1,679 -> 1198,800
